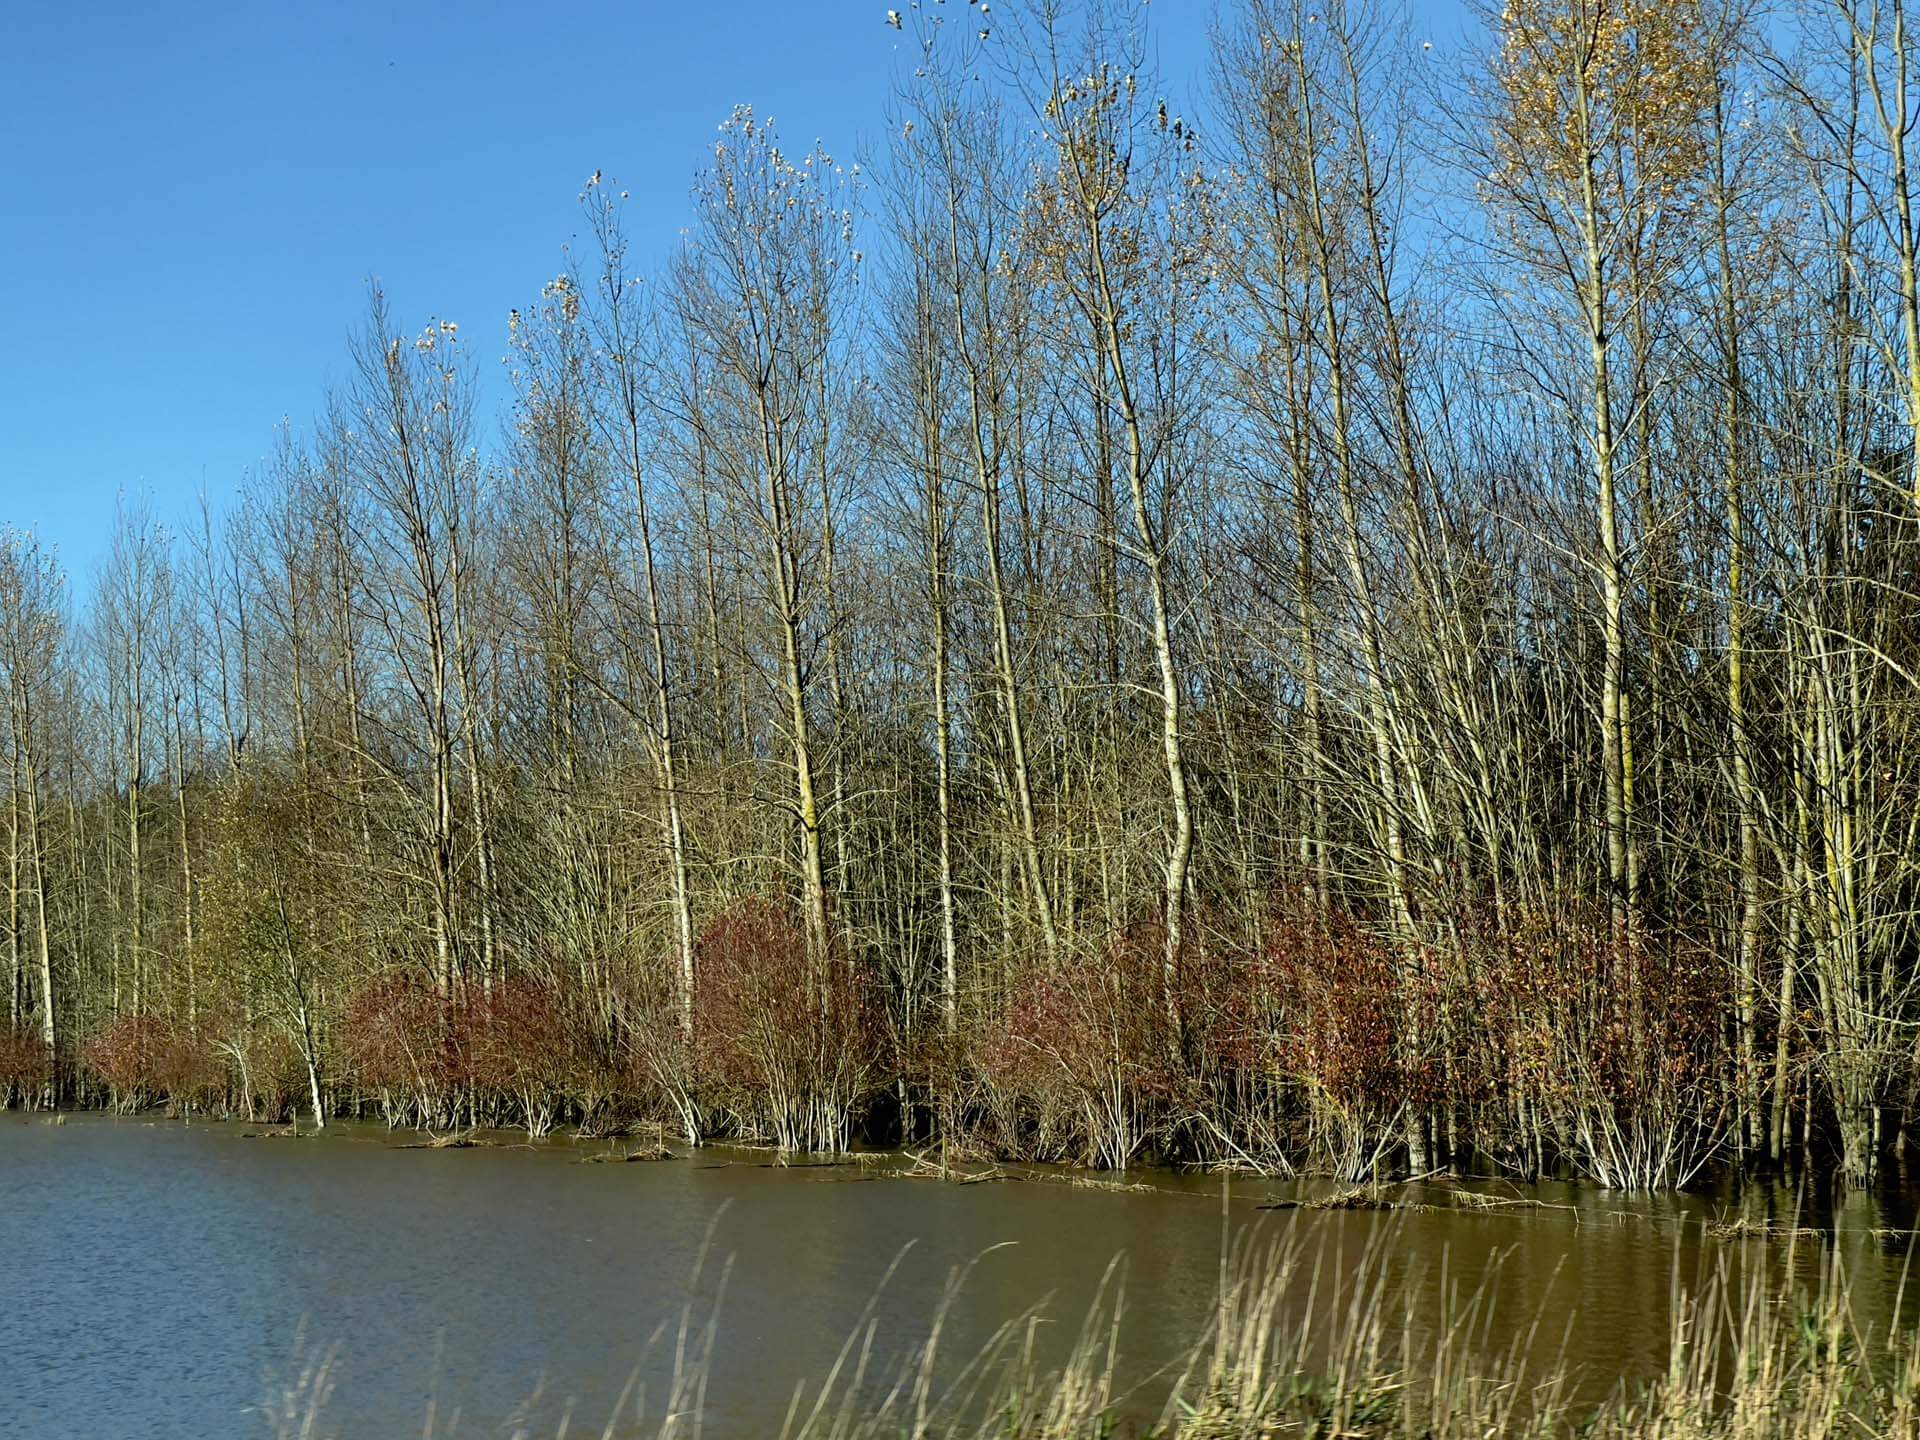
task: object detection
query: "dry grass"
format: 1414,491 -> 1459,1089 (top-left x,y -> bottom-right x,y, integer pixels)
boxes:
870,1152 -> 1163,1192
395,1129 -> 496,1150
1438,1187 -> 1577,1219
576,1142 -> 676,1164
1263,1183 -> 1434,1213
1705,1215 -> 1827,1243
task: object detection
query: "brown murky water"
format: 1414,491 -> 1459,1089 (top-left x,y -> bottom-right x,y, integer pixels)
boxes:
2,1115 -> 1916,1438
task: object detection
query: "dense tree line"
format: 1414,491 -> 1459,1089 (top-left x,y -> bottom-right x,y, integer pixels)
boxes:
8,0 -> 1920,1188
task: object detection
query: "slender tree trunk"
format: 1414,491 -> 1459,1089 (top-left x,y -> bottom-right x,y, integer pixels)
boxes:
1716,104 -> 1763,1156
918,299 -> 960,1032
941,184 -> 1058,963
1081,155 -> 1194,1013
7,774 -> 20,1033
627,409 -> 698,1049
174,698 -> 196,1030
756,392 -> 833,967
1573,73 -> 1638,1053
1293,51 -> 1415,945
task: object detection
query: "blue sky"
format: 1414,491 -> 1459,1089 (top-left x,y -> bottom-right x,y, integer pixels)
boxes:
0,0 -> 1473,583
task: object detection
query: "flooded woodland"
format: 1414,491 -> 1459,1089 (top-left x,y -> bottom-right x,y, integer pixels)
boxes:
16,0 -> 1920,1433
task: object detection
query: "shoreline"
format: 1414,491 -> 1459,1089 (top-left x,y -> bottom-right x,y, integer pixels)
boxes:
20,1107 -> 1920,1248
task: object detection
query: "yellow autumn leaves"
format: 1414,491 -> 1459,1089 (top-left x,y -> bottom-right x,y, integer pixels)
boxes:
1492,0 -> 1718,215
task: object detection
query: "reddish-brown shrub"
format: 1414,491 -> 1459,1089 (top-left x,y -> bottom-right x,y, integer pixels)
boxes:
615,952 -> 699,1142
1162,919 -> 1296,1170
694,899 -> 880,1154
1259,906 -> 1430,1177
148,1024 -> 226,1114
457,976 -> 576,1137
81,1015 -> 173,1112
1267,911 -> 1408,1110
247,1027 -> 311,1122
1373,900 -> 1734,1188
79,1014 -> 226,1114
339,970 -> 446,1127
0,1028 -> 51,1106
1170,919 -> 1273,1074
1468,904 -> 1729,1187
975,922 -> 1182,1169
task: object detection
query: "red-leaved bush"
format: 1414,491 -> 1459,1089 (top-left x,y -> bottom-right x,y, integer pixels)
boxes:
454,977 -> 576,1138
0,1028 -> 51,1107
1265,909 -> 1416,1176
81,1014 -> 227,1116
81,1015 -> 171,1113
694,900 -> 880,1154
975,922 -> 1182,1170
339,971 -> 447,1128
1459,903 -> 1730,1188
148,1023 -> 226,1115
616,952 -> 700,1143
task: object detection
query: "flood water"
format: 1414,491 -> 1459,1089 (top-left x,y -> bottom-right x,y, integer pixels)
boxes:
4,1115 -> 1919,1439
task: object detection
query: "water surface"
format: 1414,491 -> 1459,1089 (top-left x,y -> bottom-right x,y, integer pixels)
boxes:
3,1116 -> 1915,1438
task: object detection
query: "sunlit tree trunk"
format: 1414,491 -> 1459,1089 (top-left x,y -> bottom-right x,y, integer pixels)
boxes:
0,531 -> 62,1095
931,139 -> 1059,963
1713,93 -> 1763,1156
582,195 -> 700,1050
